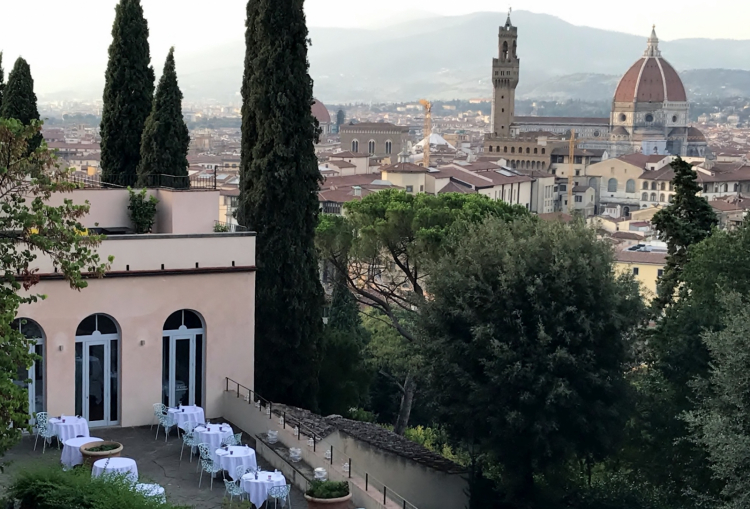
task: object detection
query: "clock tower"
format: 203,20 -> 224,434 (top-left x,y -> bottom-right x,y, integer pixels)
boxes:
491,12 -> 519,137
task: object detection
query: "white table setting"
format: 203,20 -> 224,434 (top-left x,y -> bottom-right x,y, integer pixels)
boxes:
134,483 -> 167,503
48,415 -> 90,443
193,422 -> 234,463
61,436 -> 103,469
242,470 -> 286,508
215,445 -> 258,480
167,405 -> 205,432
91,457 -> 139,482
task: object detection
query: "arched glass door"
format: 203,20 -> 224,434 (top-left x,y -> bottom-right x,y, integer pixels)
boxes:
75,314 -> 119,427
13,318 -> 45,418
162,310 -> 204,408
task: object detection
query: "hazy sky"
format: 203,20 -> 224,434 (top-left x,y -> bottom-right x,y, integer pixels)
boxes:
0,0 -> 745,95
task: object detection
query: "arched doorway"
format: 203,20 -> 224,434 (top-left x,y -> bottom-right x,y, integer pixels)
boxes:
75,314 -> 120,427
13,318 -> 45,418
162,310 -> 205,408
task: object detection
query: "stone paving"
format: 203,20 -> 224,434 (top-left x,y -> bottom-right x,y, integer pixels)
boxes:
0,425 -> 306,509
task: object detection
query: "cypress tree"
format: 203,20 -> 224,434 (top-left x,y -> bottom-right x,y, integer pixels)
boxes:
137,48 -> 189,188
238,0 -> 324,408
100,0 -> 154,185
0,57 -> 42,152
0,52 -> 5,108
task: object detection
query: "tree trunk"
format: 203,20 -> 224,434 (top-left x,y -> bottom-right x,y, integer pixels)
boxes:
393,374 -> 416,435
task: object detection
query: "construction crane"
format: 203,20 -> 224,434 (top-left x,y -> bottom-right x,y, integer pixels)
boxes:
419,99 -> 432,169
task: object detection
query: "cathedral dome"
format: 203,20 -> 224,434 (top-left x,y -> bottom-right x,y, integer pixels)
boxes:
312,99 -> 331,124
613,27 -> 687,103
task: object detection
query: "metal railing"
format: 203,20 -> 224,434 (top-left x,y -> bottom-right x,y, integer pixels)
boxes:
61,172 -> 217,190
225,377 -> 419,509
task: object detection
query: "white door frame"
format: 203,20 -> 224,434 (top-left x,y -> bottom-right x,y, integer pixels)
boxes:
163,327 -> 203,408
76,333 -> 119,427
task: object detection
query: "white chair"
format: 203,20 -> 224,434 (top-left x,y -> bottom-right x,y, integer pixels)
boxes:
221,432 -> 242,447
154,404 -> 176,441
268,484 -> 292,509
198,443 -> 223,490
33,412 -> 57,453
151,403 -> 161,430
180,421 -> 200,462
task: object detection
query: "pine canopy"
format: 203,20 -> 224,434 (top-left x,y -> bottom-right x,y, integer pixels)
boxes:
0,57 -> 42,153
137,48 -> 190,188
100,0 -> 155,184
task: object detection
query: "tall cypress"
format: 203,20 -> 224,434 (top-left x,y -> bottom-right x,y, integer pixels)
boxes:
137,48 -> 189,188
100,0 -> 154,185
0,52 -> 5,108
238,0 -> 324,408
0,57 -> 42,152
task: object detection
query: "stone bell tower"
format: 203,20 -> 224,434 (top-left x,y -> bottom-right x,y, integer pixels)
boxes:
491,10 -> 519,137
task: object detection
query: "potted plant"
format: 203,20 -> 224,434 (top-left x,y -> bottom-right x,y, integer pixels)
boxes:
304,480 -> 352,509
80,441 -> 124,468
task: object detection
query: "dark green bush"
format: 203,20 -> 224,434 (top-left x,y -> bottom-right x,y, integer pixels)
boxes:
8,466 -> 188,509
305,480 -> 350,499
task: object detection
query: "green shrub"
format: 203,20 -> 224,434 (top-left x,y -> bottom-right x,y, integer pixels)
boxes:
8,466 -> 188,509
214,222 -> 230,233
127,187 -> 158,234
306,480 -> 350,499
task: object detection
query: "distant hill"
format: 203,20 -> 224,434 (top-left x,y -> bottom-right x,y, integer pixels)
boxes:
42,10 -> 750,104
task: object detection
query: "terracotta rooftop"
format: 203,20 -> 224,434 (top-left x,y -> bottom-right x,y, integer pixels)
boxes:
615,250 -> 667,264
538,212 -> 574,223
381,162 -> 429,174
438,181 -> 476,194
514,116 -> 609,125
330,151 -> 370,159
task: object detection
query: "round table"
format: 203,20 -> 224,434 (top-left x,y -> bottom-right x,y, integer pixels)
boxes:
135,483 -> 166,503
215,446 -> 258,480
242,471 -> 286,509
91,457 -> 139,482
61,436 -> 102,469
167,405 -> 205,431
193,423 -> 233,464
49,416 -> 89,443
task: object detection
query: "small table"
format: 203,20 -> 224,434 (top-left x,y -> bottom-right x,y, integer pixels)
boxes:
61,436 -> 102,469
193,424 -> 233,464
134,483 -> 166,503
216,446 -> 258,480
91,457 -> 138,483
167,405 -> 205,431
242,471 -> 286,509
49,416 -> 89,443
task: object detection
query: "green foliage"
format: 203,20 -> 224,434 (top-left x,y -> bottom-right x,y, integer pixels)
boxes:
651,157 -> 717,309
137,48 -> 189,188
0,57 -> 42,153
348,407 -> 377,422
100,0 -> 155,183
684,292 -> 750,509
336,109 -> 345,126
237,0 -> 324,408
0,119 -> 110,459
213,222 -> 230,233
7,465 -> 188,508
568,472 -> 671,509
305,480 -> 350,499
86,443 -> 121,452
0,51 -> 4,106
422,216 -> 644,505
127,187 -> 158,234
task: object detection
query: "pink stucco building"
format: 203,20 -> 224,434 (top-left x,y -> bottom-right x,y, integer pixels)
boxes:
16,185 -> 255,428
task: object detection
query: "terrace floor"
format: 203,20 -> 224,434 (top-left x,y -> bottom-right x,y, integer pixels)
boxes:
0,424 -> 307,509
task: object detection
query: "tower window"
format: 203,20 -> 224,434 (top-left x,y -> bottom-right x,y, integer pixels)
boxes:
541,148 -> 545,155
504,146 -> 508,153
352,140 -> 359,153
385,141 -> 392,154
619,114 -> 626,122
511,147 -> 515,154
368,140 -> 376,154
534,148 -> 538,154
526,147 -> 530,154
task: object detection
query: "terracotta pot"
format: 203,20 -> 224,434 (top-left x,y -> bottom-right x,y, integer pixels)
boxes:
80,441 -> 123,469
304,493 -> 352,509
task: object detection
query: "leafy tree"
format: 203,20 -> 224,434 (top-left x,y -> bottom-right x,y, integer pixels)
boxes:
684,291 -> 750,509
651,157 -> 717,309
137,48 -> 189,188
0,119 -> 110,459
237,0 -> 324,408
336,109 -> 345,127
100,0 -> 155,185
421,217 -> 644,506
0,57 -> 42,153
316,190 -> 528,434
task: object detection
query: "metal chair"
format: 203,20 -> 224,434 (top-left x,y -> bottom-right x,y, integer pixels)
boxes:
268,484 -> 292,509
33,412 -> 57,453
180,421 -> 199,462
221,432 -> 242,447
151,403 -> 162,431
198,443 -> 223,490
154,404 -> 176,442
223,477 -> 245,506
234,465 -> 248,482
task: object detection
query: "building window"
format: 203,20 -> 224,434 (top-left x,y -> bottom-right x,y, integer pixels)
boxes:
75,314 -> 120,426
504,146 -> 507,153
650,193 -> 657,202
489,146 -> 493,153
658,269 -> 664,278
619,113 -> 626,122
722,184 -> 728,193
574,156 -> 583,164
660,182 -> 666,191
626,179 -> 636,193
420,185 -> 424,192
406,185 -> 413,193
669,182 -> 674,191
651,182 -> 657,190
541,148 -> 545,155
385,141 -> 392,154
13,318 -> 45,418
534,148 -> 538,154
163,310 -> 205,408
734,183 -> 739,192
633,267 -> 639,276
645,114 -> 654,122
642,192 -> 648,201
368,140 -> 376,154
672,115 -> 677,122
575,196 -> 582,203
642,182 -> 648,190
660,193 -> 665,202
511,147 -> 515,154
526,147 -> 530,154
608,178 -> 618,193
352,140 -> 359,152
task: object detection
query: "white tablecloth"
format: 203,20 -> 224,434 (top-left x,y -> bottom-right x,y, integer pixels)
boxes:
61,437 -> 102,469
193,423 -> 233,464
49,416 -> 89,442
242,471 -> 286,508
216,446 -> 258,480
167,406 -> 205,431
92,457 -> 138,482
135,483 -> 166,503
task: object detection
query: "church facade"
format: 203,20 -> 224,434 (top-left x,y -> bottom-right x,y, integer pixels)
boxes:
484,16 -> 707,166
